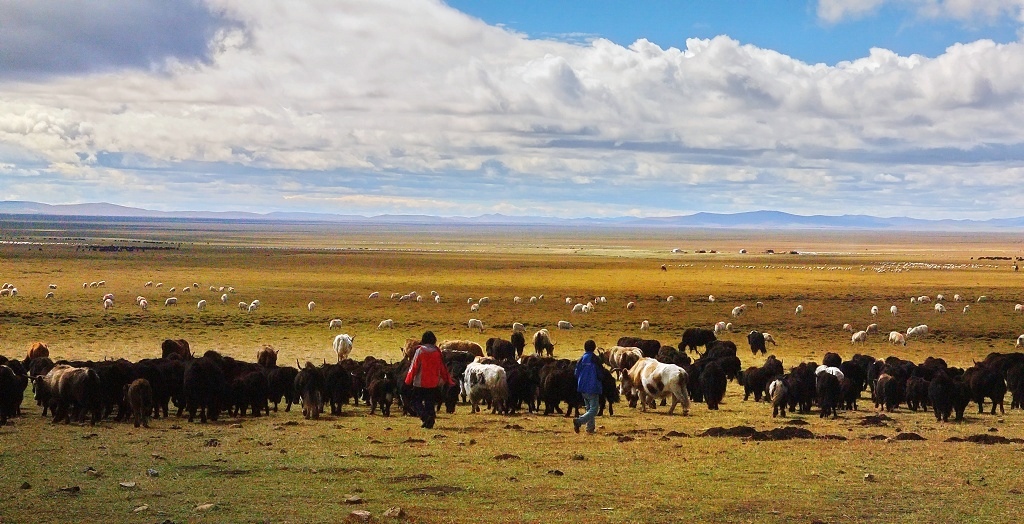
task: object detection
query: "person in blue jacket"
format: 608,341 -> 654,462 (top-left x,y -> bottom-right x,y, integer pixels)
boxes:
573,339 -> 602,434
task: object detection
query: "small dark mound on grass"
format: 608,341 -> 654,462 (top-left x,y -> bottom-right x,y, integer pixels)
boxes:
860,415 -> 894,426
817,434 -> 849,441
752,427 -> 816,441
946,434 -> 1024,444
617,436 -> 635,443
891,432 -> 926,441
402,438 -> 426,444
211,469 -> 250,477
784,419 -> 809,426
699,426 -> 759,438
493,453 -> 521,461
663,430 -> 689,438
389,474 -> 434,482
404,485 -> 464,496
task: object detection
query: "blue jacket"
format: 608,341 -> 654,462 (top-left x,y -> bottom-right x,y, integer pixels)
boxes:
575,351 -> 602,395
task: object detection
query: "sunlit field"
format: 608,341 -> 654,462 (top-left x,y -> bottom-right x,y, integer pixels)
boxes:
2,217 -> 1024,523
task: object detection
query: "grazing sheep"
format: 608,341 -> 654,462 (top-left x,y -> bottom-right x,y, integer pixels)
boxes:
514,296 -> 522,304
238,301 -> 249,311
1015,334 -> 1024,348
182,287 -> 190,293
529,296 -> 538,304
197,299 -> 207,311
713,321 -> 728,335
164,297 -> 178,307
571,303 -> 585,314
640,320 -> 650,331
377,319 -> 394,330
762,333 -> 777,346
468,318 -> 485,333
731,306 -> 744,317
565,297 -> 573,304
221,293 -> 229,304
977,295 -> 989,303
890,305 -> 898,316
626,301 -> 636,310
1016,304 -> 1024,313
842,323 -> 854,332
889,331 -> 907,346
248,303 -> 258,313
145,281 -> 153,287
953,294 -> 963,302
471,303 -> 480,312
169,287 -> 176,293
45,292 -> 54,299
329,319 -> 343,329
434,295 -> 442,303
155,282 -> 163,288
139,299 -> 148,310
851,330 -> 868,343
307,301 -> 316,312
866,323 -> 879,334
666,296 -> 675,302
795,304 -> 803,315
708,295 -> 716,302
907,325 -> 929,337
935,303 -> 946,313
557,320 -> 573,330
103,298 -> 114,310
368,291 -> 380,299
871,305 -> 879,316
755,301 -> 764,309
48,284 -> 57,289
333,334 -> 354,362
963,305 -> 971,314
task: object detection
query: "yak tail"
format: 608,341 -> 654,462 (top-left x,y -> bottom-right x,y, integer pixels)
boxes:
296,358 -> 301,369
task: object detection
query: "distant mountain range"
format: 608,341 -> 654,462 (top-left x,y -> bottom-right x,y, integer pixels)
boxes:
1,200 -> 1023,231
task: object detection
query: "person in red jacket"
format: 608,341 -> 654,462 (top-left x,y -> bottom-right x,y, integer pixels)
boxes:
404,331 -> 455,429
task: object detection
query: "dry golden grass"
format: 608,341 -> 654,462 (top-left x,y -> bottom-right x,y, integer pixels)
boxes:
2,220 -> 1024,523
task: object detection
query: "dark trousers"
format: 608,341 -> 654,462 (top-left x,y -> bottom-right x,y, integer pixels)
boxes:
410,387 -> 438,428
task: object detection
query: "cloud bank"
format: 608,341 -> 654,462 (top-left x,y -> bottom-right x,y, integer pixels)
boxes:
2,0 -> 1024,219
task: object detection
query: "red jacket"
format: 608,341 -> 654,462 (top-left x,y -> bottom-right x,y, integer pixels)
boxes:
404,344 -> 454,388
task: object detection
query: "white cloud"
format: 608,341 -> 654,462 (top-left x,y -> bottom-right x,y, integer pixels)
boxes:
1,0 -> 1024,219
818,0 -> 1024,23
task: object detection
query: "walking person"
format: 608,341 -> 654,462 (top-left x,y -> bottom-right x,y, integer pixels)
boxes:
404,330 -> 455,429
573,339 -> 602,434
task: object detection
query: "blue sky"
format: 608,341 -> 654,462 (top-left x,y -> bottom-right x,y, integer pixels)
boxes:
446,1 -> 1022,65
2,0 -> 1024,220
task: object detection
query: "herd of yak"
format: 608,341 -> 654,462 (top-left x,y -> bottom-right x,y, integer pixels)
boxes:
0,326 -> 1020,429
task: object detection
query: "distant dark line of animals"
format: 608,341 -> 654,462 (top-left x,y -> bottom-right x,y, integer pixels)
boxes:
0,328 -> 1017,428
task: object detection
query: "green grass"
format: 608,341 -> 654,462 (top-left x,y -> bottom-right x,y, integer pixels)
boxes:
2,220 -> 1024,523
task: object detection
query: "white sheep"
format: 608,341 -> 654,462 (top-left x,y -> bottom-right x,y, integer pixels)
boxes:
870,305 -> 879,316
434,295 -> 442,303
164,297 -> 178,307
139,299 -> 148,310
468,318 -> 485,333
755,301 -> 764,309
890,305 -> 898,316
103,298 -> 114,310
963,305 -> 971,314
762,333 -> 777,346
145,281 -> 153,287
842,323 -> 854,332
888,331 -> 907,346
197,300 -> 207,311
529,296 -> 538,304
565,297 -> 573,304
512,322 -> 526,333
221,293 -> 229,304
238,301 -> 249,311
45,292 -> 54,299
934,303 -> 946,313
368,292 -> 380,299
514,296 -> 522,304
377,318 -> 394,330
571,303 -> 585,313
866,323 -> 879,334
329,319 -> 343,330
795,304 -> 803,315
851,330 -> 868,343
626,301 -> 636,310
48,284 -> 57,289
307,301 -> 316,312
640,320 -> 650,331
708,295 -> 716,302
471,303 -> 480,312
333,334 -> 354,362
556,320 -> 573,330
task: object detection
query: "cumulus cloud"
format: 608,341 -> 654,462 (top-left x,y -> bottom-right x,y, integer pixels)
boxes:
818,0 -> 1024,23
1,0 -> 1024,219
0,0 -> 240,79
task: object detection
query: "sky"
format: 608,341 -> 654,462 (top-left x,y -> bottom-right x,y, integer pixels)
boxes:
2,0 -> 1024,220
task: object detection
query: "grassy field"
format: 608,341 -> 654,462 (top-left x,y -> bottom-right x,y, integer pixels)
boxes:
2,218 -> 1024,523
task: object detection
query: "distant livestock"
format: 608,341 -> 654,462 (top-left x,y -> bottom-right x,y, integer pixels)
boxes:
889,331 -> 907,346
626,301 -> 636,310
512,322 -> 526,334
532,329 -> 555,357
708,295 -> 715,302
851,330 -> 868,343
871,306 -> 878,316
640,320 -> 650,331
762,333 -> 777,346
795,305 -> 803,315
468,318 -> 485,333
197,299 -> 207,311
368,292 -> 380,299
907,325 -> 929,337
934,303 -> 946,313
221,293 -> 229,304
377,319 -> 394,330
890,305 -> 898,316
164,297 -> 178,307
842,323 -> 854,332
333,334 -> 354,362
866,323 -> 879,334
308,301 -> 316,312
556,320 -> 573,330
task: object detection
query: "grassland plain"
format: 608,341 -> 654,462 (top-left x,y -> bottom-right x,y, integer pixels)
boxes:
2,219 -> 1024,523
